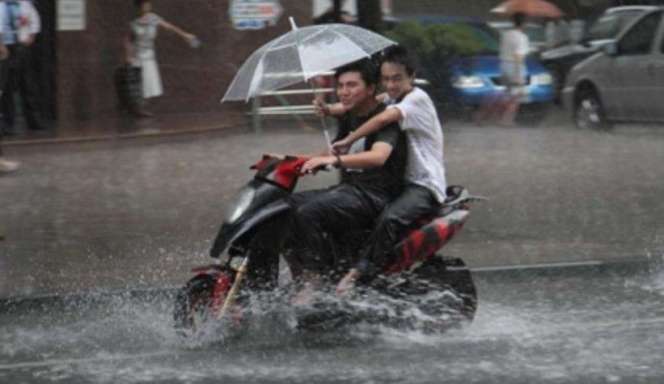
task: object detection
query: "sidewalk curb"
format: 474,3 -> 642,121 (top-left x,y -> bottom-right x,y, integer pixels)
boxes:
1,122 -> 241,147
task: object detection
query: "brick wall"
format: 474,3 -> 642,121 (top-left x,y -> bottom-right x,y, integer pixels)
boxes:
56,0 -> 311,123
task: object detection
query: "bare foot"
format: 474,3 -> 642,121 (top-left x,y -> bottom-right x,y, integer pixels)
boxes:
291,271 -> 321,306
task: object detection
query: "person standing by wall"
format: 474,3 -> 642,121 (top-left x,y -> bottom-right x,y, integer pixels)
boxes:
0,0 -> 44,135
124,0 -> 198,117
1,40 -> 20,173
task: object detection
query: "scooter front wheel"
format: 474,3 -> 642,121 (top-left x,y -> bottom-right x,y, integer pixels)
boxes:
173,271 -> 234,336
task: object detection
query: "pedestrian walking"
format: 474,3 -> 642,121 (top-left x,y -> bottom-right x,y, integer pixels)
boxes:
498,12 -> 529,125
474,12 -> 529,126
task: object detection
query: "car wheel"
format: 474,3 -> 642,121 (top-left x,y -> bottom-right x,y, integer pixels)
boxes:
575,89 -> 611,130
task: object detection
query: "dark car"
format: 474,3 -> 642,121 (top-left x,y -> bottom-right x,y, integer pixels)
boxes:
541,6 -> 656,100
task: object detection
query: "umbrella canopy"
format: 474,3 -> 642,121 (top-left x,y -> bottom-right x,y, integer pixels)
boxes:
491,0 -> 563,19
222,22 -> 396,102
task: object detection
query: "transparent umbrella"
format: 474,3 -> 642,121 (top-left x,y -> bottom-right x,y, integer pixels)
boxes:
221,19 -> 396,102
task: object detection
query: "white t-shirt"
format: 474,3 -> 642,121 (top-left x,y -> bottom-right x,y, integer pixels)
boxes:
0,0 -> 41,45
499,29 -> 529,84
388,87 -> 447,202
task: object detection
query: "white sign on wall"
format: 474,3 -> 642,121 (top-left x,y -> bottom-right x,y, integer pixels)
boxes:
230,0 -> 283,30
57,0 -> 86,31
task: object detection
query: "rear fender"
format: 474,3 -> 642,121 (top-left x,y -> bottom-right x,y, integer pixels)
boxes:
385,209 -> 469,274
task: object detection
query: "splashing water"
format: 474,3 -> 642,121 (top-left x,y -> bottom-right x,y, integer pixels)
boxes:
1,262 -> 664,383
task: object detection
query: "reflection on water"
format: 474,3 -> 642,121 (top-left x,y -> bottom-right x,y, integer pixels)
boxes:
1,262 -> 663,383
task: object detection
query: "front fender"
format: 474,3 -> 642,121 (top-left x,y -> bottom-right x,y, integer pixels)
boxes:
209,200 -> 291,259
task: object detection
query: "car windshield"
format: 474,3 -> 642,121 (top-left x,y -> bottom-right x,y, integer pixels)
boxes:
587,10 -> 646,41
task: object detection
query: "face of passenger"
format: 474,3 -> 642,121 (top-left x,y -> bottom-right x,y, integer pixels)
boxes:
381,62 -> 414,100
336,71 -> 375,113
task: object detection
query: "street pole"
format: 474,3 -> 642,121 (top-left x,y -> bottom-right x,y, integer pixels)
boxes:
357,0 -> 382,32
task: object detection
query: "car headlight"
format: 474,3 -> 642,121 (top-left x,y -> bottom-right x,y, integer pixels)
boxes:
226,187 -> 255,223
453,75 -> 484,89
531,73 -> 553,85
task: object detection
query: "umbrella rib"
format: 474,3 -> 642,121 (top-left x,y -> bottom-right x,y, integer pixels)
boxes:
267,25 -> 330,52
330,28 -> 374,58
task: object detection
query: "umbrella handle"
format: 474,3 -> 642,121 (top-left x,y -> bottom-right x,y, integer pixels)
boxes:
308,79 -> 333,150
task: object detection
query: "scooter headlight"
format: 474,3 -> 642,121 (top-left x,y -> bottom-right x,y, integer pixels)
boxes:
453,75 -> 484,89
226,187 -> 256,223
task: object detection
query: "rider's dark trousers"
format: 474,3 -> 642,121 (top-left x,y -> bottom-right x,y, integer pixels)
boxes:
287,183 -> 390,278
356,184 -> 438,278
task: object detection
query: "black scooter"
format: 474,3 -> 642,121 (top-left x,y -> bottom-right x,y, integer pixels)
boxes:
173,155 -> 482,334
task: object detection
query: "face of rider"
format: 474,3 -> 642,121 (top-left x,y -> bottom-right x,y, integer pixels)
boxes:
336,71 -> 376,115
381,62 -> 414,100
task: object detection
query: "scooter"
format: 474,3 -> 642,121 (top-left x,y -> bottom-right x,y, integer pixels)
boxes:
173,154 -> 482,334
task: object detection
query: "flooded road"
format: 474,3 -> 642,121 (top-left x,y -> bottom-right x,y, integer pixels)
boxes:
2,261 -> 663,383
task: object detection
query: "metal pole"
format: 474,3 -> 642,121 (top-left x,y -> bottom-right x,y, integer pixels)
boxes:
251,95 -> 262,134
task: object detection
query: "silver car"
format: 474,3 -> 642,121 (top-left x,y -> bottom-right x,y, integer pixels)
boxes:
562,8 -> 664,129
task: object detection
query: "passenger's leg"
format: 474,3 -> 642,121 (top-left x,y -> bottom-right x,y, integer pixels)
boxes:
358,184 -> 438,278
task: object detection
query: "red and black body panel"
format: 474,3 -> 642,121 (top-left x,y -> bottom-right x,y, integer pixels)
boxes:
385,209 -> 469,275
252,155 -> 309,192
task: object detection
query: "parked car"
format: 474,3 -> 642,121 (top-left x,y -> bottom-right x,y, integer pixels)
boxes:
541,6 -> 656,100
562,8 -> 664,129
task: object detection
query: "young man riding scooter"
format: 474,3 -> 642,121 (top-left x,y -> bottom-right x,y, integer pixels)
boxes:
285,58 -> 408,300
323,46 -> 448,295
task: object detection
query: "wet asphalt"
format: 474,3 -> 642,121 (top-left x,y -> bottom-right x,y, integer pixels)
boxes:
0,261 -> 663,384
1,109 -> 664,299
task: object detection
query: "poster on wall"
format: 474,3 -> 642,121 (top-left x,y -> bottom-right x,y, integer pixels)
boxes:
230,0 -> 283,30
57,0 -> 86,31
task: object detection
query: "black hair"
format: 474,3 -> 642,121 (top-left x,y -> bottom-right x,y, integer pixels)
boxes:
512,12 -> 526,27
134,0 -> 151,9
381,45 -> 415,77
334,58 -> 378,87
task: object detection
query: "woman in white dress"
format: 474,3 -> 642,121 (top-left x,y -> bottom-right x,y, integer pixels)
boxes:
124,0 -> 198,117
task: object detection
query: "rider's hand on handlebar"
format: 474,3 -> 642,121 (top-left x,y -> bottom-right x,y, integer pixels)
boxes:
301,156 -> 335,174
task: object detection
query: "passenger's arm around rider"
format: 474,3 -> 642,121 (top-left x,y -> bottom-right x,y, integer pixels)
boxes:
331,107 -> 402,155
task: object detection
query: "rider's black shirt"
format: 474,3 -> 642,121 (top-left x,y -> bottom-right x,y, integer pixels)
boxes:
334,103 -> 407,199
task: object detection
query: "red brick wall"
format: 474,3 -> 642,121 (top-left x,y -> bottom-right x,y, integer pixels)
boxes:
56,0 -> 312,123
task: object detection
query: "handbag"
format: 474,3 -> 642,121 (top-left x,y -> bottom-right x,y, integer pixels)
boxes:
114,64 -> 143,112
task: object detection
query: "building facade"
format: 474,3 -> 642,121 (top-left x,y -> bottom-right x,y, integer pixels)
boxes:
31,0 -> 311,127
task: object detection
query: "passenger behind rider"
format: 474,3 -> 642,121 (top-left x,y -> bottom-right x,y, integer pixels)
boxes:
316,46 -> 448,295
286,59 -> 407,301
